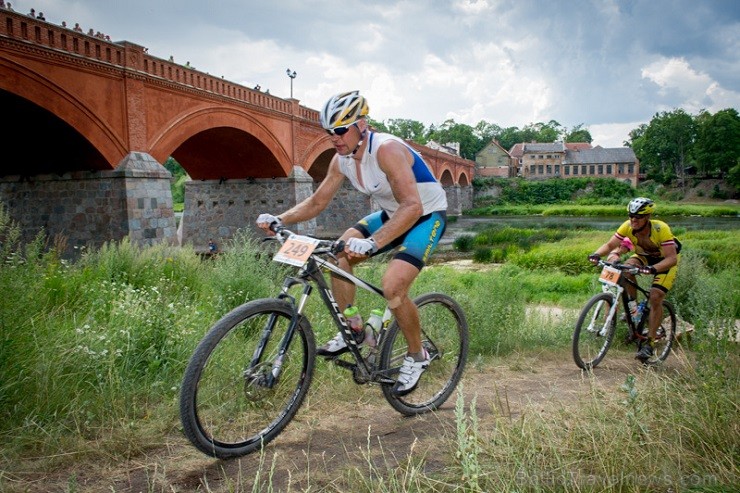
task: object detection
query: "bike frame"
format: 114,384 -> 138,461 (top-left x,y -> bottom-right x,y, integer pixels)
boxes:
259,236 -> 396,386
595,261 -> 652,341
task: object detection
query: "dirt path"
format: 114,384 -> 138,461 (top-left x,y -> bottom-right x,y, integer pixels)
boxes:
20,350 -> 689,493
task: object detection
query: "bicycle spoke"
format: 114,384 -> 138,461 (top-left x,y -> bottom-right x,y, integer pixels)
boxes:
647,301 -> 676,364
573,293 -> 616,370
180,301 -> 314,458
381,293 -> 468,415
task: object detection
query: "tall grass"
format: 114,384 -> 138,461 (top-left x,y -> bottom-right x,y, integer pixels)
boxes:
1,203 -> 738,491
467,202 -> 740,217
447,346 -> 739,492
0,224 -> 284,465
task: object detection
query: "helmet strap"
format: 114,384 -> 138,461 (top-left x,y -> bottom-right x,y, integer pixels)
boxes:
351,127 -> 367,155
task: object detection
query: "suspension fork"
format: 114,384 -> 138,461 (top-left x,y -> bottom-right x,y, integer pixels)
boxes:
248,276 -> 312,388
593,283 -> 621,336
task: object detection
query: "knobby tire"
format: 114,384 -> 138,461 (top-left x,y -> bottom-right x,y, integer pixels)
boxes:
644,300 -> 676,365
572,292 -> 616,370
380,293 -> 469,415
179,298 -> 315,459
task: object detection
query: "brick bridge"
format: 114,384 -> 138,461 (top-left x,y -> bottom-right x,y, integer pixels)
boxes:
0,9 -> 475,254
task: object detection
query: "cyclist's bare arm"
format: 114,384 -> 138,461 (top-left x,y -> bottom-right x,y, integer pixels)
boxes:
259,157 -> 345,234
593,235 -> 623,259
651,243 -> 678,272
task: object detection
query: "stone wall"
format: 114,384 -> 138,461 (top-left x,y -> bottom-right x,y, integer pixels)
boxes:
460,184 -> 474,210
0,152 -> 176,256
179,172 -> 475,251
315,181 -> 373,237
1,159 -> 474,256
180,166 -> 318,251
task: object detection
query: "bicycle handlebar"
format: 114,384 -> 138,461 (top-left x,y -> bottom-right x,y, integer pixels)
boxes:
594,259 -> 642,275
264,225 -> 345,256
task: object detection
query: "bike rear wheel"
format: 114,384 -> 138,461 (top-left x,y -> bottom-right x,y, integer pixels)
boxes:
380,293 -> 468,416
572,292 -> 616,370
179,299 -> 315,459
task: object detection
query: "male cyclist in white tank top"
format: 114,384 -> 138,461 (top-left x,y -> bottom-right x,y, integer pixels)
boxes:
257,91 -> 447,395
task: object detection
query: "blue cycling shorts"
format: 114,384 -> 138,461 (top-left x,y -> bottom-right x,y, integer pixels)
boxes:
353,210 -> 447,270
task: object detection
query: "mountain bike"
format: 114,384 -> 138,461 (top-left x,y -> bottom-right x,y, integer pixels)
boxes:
572,259 -> 676,370
179,227 -> 469,459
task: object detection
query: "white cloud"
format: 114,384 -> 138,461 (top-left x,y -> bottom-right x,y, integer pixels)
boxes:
21,0 -> 740,146
641,57 -> 740,114
590,122 -> 640,148
453,0 -> 492,15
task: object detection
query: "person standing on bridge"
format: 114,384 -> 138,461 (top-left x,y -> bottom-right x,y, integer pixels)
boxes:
257,90 -> 448,396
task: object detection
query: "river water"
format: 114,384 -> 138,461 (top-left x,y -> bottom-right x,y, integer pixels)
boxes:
441,214 -> 740,245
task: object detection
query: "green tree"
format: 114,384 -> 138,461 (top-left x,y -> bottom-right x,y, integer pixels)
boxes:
728,160 -> 740,189
426,119 -> 483,160
164,157 -> 188,205
565,124 -> 593,143
384,118 -> 428,143
630,110 -> 696,184
474,121 -> 501,145
367,117 -> 389,134
523,120 -> 564,143
496,126 -> 525,152
694,108 -> 740,177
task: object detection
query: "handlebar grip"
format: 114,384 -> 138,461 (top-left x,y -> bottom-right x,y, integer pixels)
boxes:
333,240 -> 345,254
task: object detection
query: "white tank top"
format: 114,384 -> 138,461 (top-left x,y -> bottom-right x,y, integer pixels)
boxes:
337,132 -> 448,215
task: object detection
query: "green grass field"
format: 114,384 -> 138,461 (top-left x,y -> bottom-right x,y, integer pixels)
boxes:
0,203 -> 738,492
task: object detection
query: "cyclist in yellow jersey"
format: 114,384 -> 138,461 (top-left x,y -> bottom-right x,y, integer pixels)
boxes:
588,198 -> 681,362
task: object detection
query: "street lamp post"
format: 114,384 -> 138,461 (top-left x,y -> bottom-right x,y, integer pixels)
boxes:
286,68 -> 297,98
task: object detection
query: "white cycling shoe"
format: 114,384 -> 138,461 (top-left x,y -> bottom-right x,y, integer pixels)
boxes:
392,348 -> 430,396
316,331 -> 364,357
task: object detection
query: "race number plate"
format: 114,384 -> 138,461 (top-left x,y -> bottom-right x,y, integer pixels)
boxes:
273,234 -> 320,267
599,265 -> 621,286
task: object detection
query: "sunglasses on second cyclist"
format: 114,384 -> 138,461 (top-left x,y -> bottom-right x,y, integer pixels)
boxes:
326,122 -> 357,137
629,213 -> 648,219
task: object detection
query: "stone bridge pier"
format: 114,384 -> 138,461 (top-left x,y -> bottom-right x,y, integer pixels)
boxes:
0,153 -> 177,256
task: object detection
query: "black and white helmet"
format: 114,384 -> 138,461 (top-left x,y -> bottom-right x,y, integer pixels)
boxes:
627,197 -> 655,215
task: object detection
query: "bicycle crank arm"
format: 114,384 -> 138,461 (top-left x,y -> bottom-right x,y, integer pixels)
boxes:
332,358 -> 357,371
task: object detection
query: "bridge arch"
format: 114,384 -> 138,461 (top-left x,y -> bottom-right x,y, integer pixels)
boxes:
301,136 -> 336,182
149,107 -> 292,180
439,168 -> 455,186
0,57 -> 125,171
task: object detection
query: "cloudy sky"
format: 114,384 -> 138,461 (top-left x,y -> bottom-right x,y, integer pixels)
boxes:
18,0 -> 740,148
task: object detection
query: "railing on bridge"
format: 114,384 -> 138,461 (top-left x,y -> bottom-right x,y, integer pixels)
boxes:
0,8 -> 320,122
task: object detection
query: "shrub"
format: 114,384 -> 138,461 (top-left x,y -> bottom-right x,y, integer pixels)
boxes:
472,247 -> 492,263
454,235 -> 476,252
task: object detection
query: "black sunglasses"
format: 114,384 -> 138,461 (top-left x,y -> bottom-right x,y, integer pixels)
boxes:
629,213 -> 648,219
326,123 -> 357,136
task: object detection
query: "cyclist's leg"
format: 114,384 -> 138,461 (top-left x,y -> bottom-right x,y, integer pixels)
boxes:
647,259 -> 678,339
647,286 -> 667,339
384,211 -> 446,354
384,212 -> 446,395
383,259 -> 422,353
623,255 -> 644,299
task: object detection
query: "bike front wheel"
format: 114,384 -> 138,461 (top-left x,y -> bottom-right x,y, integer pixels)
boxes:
380,293 -> 469,416
572,292 -> 617,370
179,298 -> 315,459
